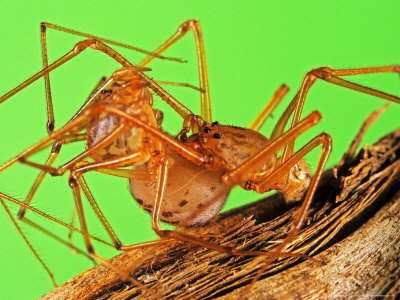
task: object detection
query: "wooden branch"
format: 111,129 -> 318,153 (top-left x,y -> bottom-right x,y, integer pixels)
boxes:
41,128 -> 400,299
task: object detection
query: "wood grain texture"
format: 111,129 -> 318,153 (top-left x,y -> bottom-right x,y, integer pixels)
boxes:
41,128 -> 400,300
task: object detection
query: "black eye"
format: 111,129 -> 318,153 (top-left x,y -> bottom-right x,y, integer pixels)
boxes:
101,89 -> 112,95
211,121 -> 219,126
204,127 -> 211,133
213,133 -> 221,139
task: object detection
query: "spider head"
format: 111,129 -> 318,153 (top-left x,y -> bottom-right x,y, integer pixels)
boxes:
198,122 -> 273,171
198,121 -> 223,147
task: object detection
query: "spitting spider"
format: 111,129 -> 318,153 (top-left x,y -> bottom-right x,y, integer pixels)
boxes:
1,20 -> 399,298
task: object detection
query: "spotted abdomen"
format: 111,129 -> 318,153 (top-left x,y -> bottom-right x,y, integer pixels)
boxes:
129,147 -> 233,227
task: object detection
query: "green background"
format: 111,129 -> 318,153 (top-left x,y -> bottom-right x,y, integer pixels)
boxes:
1,1 -> 399,298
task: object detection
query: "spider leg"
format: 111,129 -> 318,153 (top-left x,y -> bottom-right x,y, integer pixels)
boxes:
0,39 -> 193,123
0,111 -> 89,173
20,217 -> 96,264
69,167 -> 173,253
0,190 -> 122,287
0,192 -> 114,247
15,133 -> 93,262
15,130 -> 159,249
270,65 -> 400,164
249,84 -> 289,131
4,119 -> 129,175
68,176 -> 161,299
41,22 -> 184,63
239,133 -> 332,299
17,133 -> 86,219
19,150 -> 151,246
0,197 -> 57,287
222,111 -> 321,185
68,150 -> 156,250
138,20 -> 212,122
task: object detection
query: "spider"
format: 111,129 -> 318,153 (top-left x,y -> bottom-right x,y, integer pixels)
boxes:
0,20 -> 399,298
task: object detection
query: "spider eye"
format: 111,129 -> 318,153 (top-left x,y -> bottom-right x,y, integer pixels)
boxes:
213,133 -> 221,139
211,121 -> 219,126
204,127 -> 211,133
101,89 -> 112,95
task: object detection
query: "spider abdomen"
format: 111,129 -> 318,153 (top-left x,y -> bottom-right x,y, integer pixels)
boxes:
130,147 -> 233,227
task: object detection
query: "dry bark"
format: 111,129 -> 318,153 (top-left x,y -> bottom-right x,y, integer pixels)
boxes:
41,128 -> 400,300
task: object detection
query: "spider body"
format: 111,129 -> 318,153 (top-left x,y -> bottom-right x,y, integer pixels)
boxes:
87,71 -> 156,162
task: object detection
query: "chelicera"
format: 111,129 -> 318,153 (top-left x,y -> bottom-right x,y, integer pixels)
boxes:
1,20 -> 399,298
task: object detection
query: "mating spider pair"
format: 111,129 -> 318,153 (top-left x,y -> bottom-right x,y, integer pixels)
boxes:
0,20 -> 399,298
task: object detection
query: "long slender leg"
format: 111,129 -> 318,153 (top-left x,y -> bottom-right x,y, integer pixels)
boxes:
20,217 -> 96,264
222,111 -> 321,185
0,197 -> 57,287
97,105 -> 207,165
249,84 -> 289,131
0,39 -> 194,122
155,80 -> 203,92
273,66 -> 400,164
16,117 -> 133,178
18,152 -> 161,254
71,150 -> 150,250
95,167 -> 152,180
0,111 -> 89,173
240,133 -> 332,299
138,20 -> 212,122
73,165 -> 151,247
2,190 -> 172,251
41,23 -> 184,62
18,133 -> 86,218
68,177 -> 160,299
252,133 -> 332,193
67,205 -> 77,252
77,173 -> 174,252
15,133 -> 91,259
3,157 -> 164,295
5,187 -> 174,278
13,76 -> 112,251
0,191 -> 114,247
0,190 -> 136,286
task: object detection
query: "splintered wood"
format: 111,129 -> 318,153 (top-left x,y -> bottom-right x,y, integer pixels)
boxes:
42,129 -> 400,299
